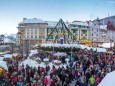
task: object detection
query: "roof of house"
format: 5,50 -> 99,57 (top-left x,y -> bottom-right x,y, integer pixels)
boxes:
19,18 -> 46,24
71,21 -> 89,26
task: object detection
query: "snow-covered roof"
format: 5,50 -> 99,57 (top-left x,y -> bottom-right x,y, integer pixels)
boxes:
19,18 -> 46,24
0,51 -> 10,55
5,34 -> 16,39
0,57 -> 4,61
41,43 -> 107,52
0,61 -> 8,70
71,21 -> 89,26
13,53 -> 19,57
46,21 -> 70,27
100,25 -> 107,30
4,54 -> 13,58
3,34 -> 16,43
46,21 -> 57,27
4,37 -> 15,43
29,49 -> 38,57
0,45 -> 9,48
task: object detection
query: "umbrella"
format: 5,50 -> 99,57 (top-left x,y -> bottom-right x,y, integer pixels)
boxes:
98,70 -> 115,86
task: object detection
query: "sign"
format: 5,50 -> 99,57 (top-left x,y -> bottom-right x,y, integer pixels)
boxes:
80,40 -> 92,46
60,38 -> 63,44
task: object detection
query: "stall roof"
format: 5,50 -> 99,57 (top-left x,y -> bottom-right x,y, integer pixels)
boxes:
4,54 -> 13,58
0,57 -> 4,61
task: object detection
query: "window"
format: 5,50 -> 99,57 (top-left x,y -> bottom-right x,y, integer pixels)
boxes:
21,29 -> 24,32
35,35 -> 37,38
35,29 -> 37,34
27,30 -> 29,34
23,35 -> 25,38
92,29 -> 93,31
92,34 -> 93,36
31,29 -> 33,32
97,29 -> 98,32
27,35 -> 29,38
31,35 -> 33,38
43,35 -> 45,38
87,26 -> 89,28
97,34 -> 98,36
39,29 -> 43,33
39,35 -> 42,39
78,25 -> 81,28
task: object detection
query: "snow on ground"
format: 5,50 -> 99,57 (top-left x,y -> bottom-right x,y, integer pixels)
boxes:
20,58 -> 68,70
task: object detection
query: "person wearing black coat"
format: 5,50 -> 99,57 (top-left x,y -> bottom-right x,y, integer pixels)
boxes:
61,73 -> 65,86
85,71 -> 91,83
82,82 -> 88,86
26,75 -> 30,83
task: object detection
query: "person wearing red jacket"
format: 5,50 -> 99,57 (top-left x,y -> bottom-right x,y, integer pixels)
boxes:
43,77 -> 48,86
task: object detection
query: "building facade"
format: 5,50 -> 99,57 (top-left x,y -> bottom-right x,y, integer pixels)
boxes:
16,18 -> 115,55
16,18 -> 90,55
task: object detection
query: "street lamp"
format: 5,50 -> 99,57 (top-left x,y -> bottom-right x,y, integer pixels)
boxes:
53,32 -> 56,53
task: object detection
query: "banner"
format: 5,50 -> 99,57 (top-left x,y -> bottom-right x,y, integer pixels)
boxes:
60,38 -> 63,44
80,40 -> 92,46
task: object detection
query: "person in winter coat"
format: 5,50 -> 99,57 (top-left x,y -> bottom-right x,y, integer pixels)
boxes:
83,77 -> 88,86
96,76 -> 101,85
61,73 -> 65,86
89,75 -> 95,86
43,77 -> 48,86
16,80 -> 23,86
75,69 -> 78,80
85,70 -> 91,83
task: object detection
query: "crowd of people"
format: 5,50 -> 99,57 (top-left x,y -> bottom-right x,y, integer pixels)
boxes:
0,49 -> 115,86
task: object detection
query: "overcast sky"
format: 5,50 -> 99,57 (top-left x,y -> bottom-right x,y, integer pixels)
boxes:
0,0 -> 115,34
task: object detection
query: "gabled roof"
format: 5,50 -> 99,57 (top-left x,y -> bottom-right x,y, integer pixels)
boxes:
46,21 -> 70,27
71,21 -> 89,26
